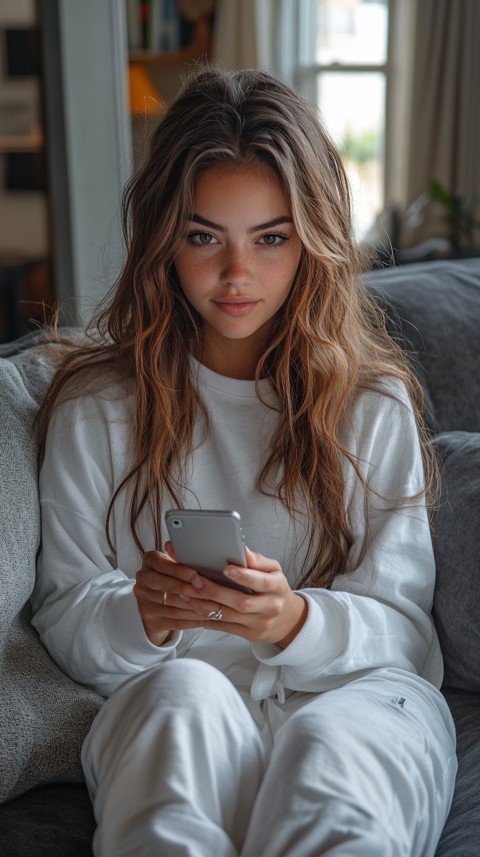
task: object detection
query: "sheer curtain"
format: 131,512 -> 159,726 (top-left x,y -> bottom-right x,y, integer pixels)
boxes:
211,0 -> 299,85
401,0 -> 480,248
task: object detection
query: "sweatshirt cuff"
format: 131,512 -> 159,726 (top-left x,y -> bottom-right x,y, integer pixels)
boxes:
103,579 -> 181,664
251,592 -> 344,668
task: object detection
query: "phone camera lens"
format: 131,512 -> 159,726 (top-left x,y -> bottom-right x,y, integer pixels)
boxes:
172,519 -> 183,528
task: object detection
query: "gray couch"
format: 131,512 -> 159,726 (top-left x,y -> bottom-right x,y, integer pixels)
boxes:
0,258 -> 479,855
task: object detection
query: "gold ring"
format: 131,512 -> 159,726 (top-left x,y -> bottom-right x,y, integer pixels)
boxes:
163,591 -> 168,606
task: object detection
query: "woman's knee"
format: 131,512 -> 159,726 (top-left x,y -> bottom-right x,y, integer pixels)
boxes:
268,685 -> 455,852
83,660 -> 242,788
83,658 -> 264,809
85,658 -> 250,761
273,701 -> 337,757
108,658 -> 235,713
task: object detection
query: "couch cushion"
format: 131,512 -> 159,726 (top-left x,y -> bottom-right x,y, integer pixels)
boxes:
366,258 -> 480,433
432,431 -> 480,691
0,783 -> 94,857
435,689 -> 480,856
0,347 -> 104,804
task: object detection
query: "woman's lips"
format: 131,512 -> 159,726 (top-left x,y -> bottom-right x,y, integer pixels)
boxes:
213,300 -> 259,316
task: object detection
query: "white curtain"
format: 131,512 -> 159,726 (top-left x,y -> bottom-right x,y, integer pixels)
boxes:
401,0 -> 480,248
211,0 -> 299,84
212,0 -> 271,69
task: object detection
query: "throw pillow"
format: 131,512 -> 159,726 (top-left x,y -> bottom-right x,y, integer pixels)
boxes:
366,259 -> 480,433
0,347 -> 103,804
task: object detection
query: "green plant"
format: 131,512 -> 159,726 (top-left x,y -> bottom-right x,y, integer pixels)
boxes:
429,180 -> 480,250
339,129 -> 382,165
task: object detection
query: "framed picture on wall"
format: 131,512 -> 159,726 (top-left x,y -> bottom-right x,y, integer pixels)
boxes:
0,25 -> 44,192
3,27 -> 41,77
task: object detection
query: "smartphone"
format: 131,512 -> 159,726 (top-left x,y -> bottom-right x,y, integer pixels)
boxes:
164,509 -> 252,593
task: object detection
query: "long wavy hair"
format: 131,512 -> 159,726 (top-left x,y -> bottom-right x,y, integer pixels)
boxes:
37,66 -> 435,588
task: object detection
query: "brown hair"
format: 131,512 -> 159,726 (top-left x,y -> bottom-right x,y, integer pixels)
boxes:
37,67 -> 435,588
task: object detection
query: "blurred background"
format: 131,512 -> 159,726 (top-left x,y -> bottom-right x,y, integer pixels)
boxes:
0,0 -> 478,342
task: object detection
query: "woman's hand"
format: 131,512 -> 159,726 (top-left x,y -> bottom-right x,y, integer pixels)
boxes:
218,547 -> 308,647
134,545 -> 308,648
134,548 -> 230,646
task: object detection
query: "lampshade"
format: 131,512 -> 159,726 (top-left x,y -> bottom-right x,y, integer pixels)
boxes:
128,63 -> 164,116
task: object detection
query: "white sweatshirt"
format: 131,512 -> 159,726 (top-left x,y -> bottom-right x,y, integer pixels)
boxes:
31,361 -> 443,703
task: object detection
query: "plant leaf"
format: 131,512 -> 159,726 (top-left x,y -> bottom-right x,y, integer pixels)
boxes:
430,180 -> 453,205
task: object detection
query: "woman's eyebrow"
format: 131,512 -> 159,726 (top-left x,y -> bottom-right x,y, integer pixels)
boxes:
190,214 -> 293,234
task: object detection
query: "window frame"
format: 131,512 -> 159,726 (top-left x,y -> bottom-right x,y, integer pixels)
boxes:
292,0 -> 411,238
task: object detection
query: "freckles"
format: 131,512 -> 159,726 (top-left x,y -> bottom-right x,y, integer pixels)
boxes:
188,262 -> 211,282
177,257 -> 205,281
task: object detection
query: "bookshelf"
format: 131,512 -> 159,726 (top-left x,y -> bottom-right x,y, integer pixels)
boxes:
0,2 -> 53,342
126,1 -> 215,58
126,2 -> 216,168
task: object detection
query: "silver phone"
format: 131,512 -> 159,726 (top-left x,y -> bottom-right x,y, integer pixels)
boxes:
164,509 -> 252,593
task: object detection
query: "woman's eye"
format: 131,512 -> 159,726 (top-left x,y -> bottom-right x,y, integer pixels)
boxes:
258,233 -> 287,246
188,232 -> 218,246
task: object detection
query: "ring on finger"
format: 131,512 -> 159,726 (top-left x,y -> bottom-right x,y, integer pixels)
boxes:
163,591 -> 168,606
208,606 -> 223,621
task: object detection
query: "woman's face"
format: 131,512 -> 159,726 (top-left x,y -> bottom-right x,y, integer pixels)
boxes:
174,163 -> 302,379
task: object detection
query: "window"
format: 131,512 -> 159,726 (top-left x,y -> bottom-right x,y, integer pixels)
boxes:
296,0 -> 391,242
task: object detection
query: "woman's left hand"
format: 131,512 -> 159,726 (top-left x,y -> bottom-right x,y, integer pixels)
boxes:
167,544 -> 308,648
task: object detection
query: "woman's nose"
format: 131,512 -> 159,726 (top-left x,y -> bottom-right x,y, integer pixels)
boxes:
221,247 -> 251,287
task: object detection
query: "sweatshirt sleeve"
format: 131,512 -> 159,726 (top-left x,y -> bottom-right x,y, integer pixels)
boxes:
250,381 -> 443,697
30,393 -> 181,698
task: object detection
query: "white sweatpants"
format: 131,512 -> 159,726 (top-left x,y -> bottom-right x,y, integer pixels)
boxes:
82,660 -> 456,857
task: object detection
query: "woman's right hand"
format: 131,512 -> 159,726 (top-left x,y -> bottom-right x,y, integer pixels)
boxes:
133,547 -> 224,646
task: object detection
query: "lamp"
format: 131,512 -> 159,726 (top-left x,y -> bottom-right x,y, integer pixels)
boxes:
128,63 -> 164,116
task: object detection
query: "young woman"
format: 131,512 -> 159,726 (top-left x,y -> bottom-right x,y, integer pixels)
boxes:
31,67 -> 456,856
